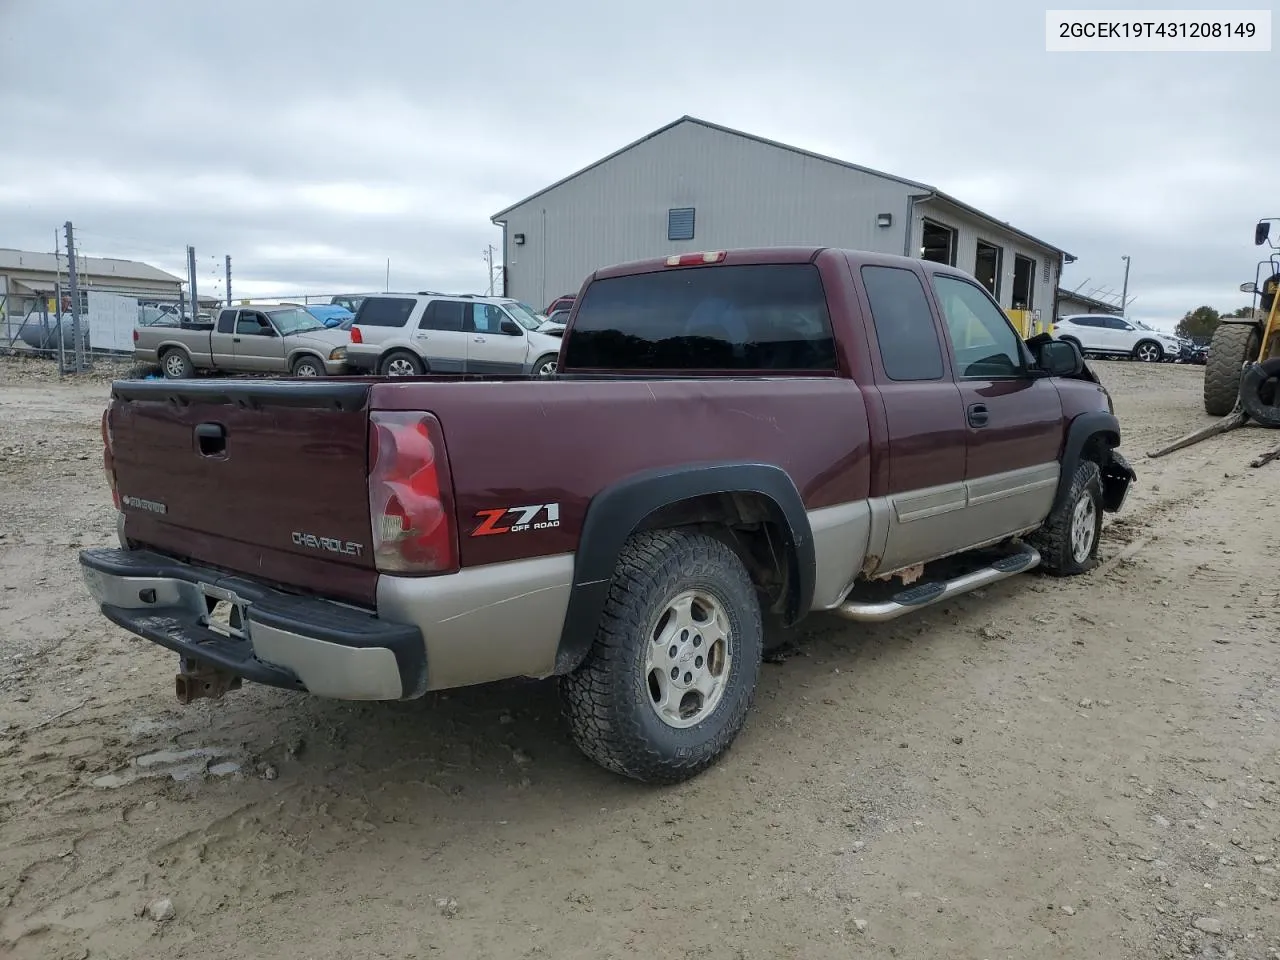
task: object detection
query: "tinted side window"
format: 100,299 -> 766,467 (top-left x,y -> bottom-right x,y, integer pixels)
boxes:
860,265 -> 945,381
236,312 -> 268,335
216,310 -> 235,333
563,264 -> 836,371
932,275 -> 1026,378
355,297 -> 415,328
421,300 -> 465,332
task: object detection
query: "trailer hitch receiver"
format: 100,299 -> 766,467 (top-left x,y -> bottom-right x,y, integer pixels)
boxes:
175,656 -> 242,704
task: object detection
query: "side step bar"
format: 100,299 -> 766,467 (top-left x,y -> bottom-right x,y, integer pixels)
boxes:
834,543 -> 1041,624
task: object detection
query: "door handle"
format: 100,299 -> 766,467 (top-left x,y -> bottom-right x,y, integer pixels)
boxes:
194,422 -> 226,457
967,403 -> 989,428
473,337 -> 486,343
232,337 -> 241,343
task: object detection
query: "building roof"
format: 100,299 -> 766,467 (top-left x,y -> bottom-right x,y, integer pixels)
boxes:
1057,286 -> 1122,313
490,115 -> 1074,261
0,248 -> 183,284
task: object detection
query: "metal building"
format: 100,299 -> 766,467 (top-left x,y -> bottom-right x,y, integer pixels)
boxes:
491,116 -> 1074,334
1055,287 -> 1124,318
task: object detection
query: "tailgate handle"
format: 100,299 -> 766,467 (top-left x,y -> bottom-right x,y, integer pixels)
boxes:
195,422 -> 226,457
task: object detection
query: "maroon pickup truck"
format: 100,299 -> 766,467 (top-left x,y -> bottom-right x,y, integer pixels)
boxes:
80,247 -> 1135,784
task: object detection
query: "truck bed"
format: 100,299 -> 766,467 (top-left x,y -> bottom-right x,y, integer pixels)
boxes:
108,372 -> 875,600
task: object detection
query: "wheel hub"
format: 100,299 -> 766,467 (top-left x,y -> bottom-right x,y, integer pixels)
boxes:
643,591 -> 731,729
1070,493 -> 1097,563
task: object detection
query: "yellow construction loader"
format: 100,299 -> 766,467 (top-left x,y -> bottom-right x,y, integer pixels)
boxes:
1151,218 -> 1280,461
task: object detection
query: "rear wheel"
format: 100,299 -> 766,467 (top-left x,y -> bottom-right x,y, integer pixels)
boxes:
1203,322 -> 1260,415
1029,459 -> 1104,577
560,529 -> 763,784
378,350 -> 425,377
161,349 -> 193,379
1133,340 -> 1163,363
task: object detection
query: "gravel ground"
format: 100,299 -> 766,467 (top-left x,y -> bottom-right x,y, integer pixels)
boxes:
1,356 -> 1278,960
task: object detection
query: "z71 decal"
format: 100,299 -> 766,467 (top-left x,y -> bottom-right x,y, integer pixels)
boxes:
471,503 -> 561,537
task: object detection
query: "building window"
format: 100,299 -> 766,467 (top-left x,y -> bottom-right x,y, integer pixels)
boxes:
920,219 -> 957,266
668,207 -> 696,242
974,240 -> 1003,299
1012,255 -> 1036,310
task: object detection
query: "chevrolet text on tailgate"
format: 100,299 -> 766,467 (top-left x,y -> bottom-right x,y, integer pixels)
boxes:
80,247 -> 1136,784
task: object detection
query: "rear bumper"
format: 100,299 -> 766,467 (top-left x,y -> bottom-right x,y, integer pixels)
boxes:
78,547 -> 425,700
346,346 -> 378,373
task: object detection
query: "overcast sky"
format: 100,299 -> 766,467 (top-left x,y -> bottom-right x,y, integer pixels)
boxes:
1,0 -> 1275,329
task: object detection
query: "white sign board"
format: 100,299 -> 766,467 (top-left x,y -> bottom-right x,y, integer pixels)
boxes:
86,291 -> 139,353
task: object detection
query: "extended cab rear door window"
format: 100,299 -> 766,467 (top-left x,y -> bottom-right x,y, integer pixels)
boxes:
355,297 -> 416,328
931,275 -> 1029,378
859,265 -> 945,380
563,263 -> 836,371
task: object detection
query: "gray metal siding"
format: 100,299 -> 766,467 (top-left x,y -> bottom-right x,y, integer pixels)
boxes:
499,121 -> 915,309
910,201 -> 1060,320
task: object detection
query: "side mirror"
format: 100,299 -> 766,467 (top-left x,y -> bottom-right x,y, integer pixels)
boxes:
500,319 -> 523,335
1241,281 -> 1258,293
1038,339 -> 1083,377
1255,221 -> 1272,246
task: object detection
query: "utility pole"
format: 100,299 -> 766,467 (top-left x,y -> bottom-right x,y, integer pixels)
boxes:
187,246 -> 198,321
64,221 -> 84,371
385,258 -> 391,292
225,255 -> 232,307
484,244 -> 496,296
1120,255 -> 1131,316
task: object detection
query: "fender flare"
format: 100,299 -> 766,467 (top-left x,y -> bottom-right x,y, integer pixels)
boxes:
1054,412 -> 1122,513
554,462 -> 815,675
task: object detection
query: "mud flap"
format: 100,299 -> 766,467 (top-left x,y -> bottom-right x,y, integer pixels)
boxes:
1101,451 -> 1136,512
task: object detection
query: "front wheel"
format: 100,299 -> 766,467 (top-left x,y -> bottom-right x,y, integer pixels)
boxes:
559,529 -> 763,784
291,356 -> 325,377
1029,459 -> 1104,576
1133,340 -> 1163,363
531,354 -> 558,377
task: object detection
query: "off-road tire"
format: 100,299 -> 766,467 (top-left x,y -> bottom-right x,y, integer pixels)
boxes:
160,348 -> 193,379
1132,340 -> 1163,363
1029,459 -> 1104,577
559,529 -> 764,784
378,350 -> 425,377
1203,322 -> 1260,416
291,355 -> 325,377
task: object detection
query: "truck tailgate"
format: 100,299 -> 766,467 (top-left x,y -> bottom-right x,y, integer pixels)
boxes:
108,380 -> 378,605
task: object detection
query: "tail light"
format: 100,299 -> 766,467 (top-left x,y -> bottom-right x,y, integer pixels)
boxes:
367,411 -> 457,574
101,408 -> 120,509
350,326 -> 364,344
132,329 -> 139,343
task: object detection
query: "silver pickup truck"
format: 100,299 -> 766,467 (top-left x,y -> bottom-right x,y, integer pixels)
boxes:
135,304 -> 352,378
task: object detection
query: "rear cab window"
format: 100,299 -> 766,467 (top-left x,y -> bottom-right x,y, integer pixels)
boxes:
354,297 -> 416,328
562,264 -> 836,371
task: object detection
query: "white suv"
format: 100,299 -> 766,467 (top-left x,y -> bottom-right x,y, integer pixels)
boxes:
1053,313 -> 1182,363
346,293 -> 563,377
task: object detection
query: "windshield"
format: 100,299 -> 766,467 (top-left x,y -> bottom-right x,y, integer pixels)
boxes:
501,301 -> 543,331
268,308 -> 326,335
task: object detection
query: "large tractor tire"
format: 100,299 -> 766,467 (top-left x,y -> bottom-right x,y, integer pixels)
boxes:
1203,322 -> 1261,416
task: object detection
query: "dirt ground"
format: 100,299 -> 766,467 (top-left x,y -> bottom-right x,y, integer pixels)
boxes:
1,355 -> 1278,960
